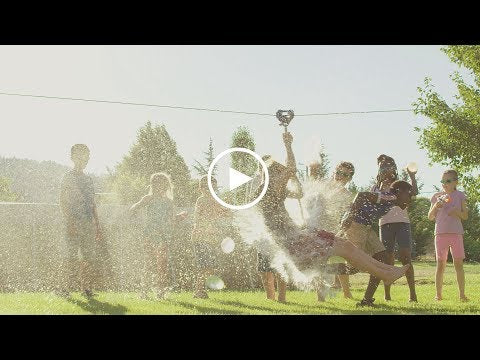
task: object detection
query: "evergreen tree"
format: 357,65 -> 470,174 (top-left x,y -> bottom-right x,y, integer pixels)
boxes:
230,126 -> 256,204
193,138 -> 216,177
110,121 -> 192,206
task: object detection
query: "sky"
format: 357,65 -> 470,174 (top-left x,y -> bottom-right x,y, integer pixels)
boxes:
0,45 -> 466,196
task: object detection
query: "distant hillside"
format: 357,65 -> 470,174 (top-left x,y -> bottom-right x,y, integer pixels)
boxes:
0,156 -> 106,204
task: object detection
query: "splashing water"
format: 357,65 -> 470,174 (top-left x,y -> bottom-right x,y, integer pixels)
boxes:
205,275 -> 225,290
221,237 -> 235,254
234,177 -> 354,294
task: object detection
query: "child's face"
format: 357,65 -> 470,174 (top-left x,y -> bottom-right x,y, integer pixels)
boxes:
71,150 -> 90,170
441,174 -> 457,193
395,188 -> 413,208
334,166 -> 352,185
152,177 -> 169,194
378,165 -> 396,182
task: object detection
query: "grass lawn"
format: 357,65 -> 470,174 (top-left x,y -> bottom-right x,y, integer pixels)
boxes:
1,261 -> 479,315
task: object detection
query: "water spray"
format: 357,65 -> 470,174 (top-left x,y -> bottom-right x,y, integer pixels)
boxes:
275,109 -> 306,226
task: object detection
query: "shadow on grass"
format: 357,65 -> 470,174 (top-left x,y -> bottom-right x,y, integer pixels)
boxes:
167,300 -> 246,315
66,296 -> 128,315
210,299 -> 284,313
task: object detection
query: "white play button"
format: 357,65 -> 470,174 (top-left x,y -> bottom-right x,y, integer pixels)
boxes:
229,168 -> 253,191
208,147 -> 269,210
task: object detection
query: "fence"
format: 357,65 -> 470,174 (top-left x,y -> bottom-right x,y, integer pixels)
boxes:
0,202 -> 262,292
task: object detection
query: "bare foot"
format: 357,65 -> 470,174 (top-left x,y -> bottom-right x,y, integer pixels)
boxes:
460,296 -> 469,302
384,295 -> 391,301
435,296 -> 442,301
277,299 -> 287,304
384,264 -> 410,286
344,293 -> 353,299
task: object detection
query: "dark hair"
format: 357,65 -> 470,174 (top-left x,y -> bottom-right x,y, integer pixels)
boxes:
377,154 -> 394,165
390,180 -> 412,194
376,154 -> 398,186
443,169 -> 459,190
71,144 -> 89,157
336,161 -> 355,176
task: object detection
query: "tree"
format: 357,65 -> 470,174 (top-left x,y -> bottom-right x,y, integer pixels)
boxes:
193,138 -> 216,177
0,177 -> 17,202
229,126 -> 256,204
413,45 -> 480,204
307,149 -> 330,181
109,121 -> 192,206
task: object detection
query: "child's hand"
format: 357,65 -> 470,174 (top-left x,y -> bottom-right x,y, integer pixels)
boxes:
406,168 -> 417,177
435,200 -> 444,209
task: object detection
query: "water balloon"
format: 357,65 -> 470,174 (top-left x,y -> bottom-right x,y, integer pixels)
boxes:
221,237 -> 235,254
406,162 -> 418,173
205,275 -> 225,290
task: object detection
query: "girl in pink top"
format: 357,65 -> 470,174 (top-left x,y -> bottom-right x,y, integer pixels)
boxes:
428,170 -> 469,302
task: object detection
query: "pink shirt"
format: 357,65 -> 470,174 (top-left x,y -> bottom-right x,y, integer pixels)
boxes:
431,190 -> 466,235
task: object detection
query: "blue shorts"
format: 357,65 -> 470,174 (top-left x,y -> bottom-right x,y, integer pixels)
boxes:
194,242 -> 217,270
380,222 -> 412,253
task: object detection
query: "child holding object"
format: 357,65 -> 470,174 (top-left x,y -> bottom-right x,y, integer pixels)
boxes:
130,172 -> 186,300
191,176 -> 233,299
253,133 -> 410,296
372,155 -> 419,302
428,170 -> 469,301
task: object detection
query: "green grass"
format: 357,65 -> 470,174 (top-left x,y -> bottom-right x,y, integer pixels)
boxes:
1,261 -> 480,314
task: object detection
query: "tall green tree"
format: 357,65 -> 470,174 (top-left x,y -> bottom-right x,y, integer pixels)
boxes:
230,126 -> 256,204
193,138 -> 216,177
413,45 -> 480,204
110,121 -> 192,206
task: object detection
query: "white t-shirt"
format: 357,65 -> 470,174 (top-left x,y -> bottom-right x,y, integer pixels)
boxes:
371,185 -> 410,226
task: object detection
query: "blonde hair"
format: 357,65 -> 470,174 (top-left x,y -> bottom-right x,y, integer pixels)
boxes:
148,172 -> 174,200
443,169 -> 459,190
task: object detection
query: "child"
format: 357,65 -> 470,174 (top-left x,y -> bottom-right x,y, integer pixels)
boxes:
255,132 -> 303,303
428,170 -> 469,301
338,179 -> 415,307
254,133 -> 410,293
131,172 -> 185,300
59,144 -> 101,298
191,176 -> 232,299
306,161 -> 356,300
373,155 -> 418,302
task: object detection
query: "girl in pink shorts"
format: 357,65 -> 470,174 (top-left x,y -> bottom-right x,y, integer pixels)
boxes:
428,170 -> 469,301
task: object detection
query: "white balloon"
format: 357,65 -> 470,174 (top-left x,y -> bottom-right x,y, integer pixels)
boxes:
221,237 -> 235,254
205,276 -> 225,290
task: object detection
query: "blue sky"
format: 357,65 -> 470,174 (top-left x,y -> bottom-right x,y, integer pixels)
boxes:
0,45 -> 465,196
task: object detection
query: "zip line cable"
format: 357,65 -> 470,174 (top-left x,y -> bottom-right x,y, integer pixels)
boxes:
0,91 -> 414,118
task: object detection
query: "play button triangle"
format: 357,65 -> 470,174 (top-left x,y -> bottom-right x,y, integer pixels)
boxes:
229,168 -> 253,191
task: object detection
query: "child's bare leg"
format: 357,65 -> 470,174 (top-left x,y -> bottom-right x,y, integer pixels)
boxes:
399,248 -> 417,302
337,274 -> 352,299
383,251 -> 395,301
330,238 -> 409,284
276,274 -> 287,303
314,277 -> 326,302
453,258 -> 467,301
362,251 -> 386,302
260,272 -> 276,300
155,246 -> 169,298
435,260 -> 446,300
